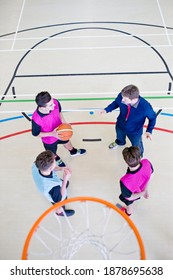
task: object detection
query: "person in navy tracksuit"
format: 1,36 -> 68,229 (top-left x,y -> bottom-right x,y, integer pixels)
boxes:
100,85 -> 156,156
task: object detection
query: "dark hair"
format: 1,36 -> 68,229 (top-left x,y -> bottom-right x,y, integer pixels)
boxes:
121,85 -> 139,100
35,150 -> 55,171
122,146 -> 141,167
35,91 -> 51,107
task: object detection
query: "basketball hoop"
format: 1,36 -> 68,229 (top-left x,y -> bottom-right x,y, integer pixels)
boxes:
22,196 -> 146,260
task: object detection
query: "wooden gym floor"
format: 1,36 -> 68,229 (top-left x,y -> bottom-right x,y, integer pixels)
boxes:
0,0 -> 173,260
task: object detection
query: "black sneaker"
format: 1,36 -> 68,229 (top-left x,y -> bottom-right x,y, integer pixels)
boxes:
70,149 -> 86,157
56,209 -> 75,217
56,158 -> 66,167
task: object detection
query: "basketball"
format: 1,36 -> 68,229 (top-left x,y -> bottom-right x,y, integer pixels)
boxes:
56,123 -> 73,141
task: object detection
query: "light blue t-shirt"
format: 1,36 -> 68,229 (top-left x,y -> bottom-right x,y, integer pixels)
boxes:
32,163 -> 67,203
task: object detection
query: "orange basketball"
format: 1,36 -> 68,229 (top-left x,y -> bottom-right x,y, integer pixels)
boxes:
56,123 -> 73,141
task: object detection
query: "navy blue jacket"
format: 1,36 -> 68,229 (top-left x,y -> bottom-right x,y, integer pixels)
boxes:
104,93 -> 156,135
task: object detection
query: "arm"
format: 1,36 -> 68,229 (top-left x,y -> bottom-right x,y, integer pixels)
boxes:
120,180 -> 145,201
60,168 -> 72,198
32,117 -> 61,139
37,131 -> 58,138
127,191 -> 146,201
145,104 -> 157,140
48,168 -> 72,203
100,93 -> 121,114
32,119 -> 58,138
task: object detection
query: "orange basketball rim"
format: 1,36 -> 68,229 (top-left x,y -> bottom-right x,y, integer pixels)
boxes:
22,196 -> 146,260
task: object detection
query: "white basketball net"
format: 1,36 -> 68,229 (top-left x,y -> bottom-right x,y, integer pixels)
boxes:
23,198 -> 144,259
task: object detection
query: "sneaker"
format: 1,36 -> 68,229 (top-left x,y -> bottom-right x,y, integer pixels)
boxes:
56,158 -> 66,167
116,203 -> 131,216
56,209 -> 75,217
70,149 -> 86,157
124,209 -> 131,216
109,142 -> 119,150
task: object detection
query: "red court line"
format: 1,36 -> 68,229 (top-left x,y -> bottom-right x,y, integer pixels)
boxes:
0,129 -> 31,140
1,122 -> 173,140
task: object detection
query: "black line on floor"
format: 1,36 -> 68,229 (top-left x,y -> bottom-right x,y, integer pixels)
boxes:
2,24 -> 173,101
15,71 -> 167,78
0,21 -> 173,38
21,112 -> 31,122
12,87 -> 16,98
156,109 -> 163,117
82,138 -> 102,142
167,82 -> 172,95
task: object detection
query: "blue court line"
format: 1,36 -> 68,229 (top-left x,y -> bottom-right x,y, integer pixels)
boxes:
0,112 -> 173,123
160,112 -> 173,117
0,114 -> 32,123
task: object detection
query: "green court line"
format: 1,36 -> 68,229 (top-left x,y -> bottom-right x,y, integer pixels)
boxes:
0,96 -> 173,103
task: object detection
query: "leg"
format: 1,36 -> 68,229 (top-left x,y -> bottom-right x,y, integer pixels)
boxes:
63,140 -> 74,151
52,199 -> 75,217
127,133 -> 144,157
63,140 -> 86,156
43,141 -> 58,155
115,125 -> 126,146
43,141 -> 65,167
126,204 -> 133,215
109,125 -> 126,149
116,202 -> 132,216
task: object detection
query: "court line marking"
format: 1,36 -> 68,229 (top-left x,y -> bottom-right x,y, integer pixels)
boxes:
1,96 -> 173,104
156,0 -> 171,45
0,20 -> 173,39
1,25 -> 173,100
1,44 -> 173,52
0,90 -> 173,97
11,0 -> 26,50
1,122 -> 173,141
1,33 -> 173,41
1,108 -> 173,115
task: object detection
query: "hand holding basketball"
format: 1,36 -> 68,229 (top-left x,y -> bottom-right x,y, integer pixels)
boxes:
56,123 -> 73,141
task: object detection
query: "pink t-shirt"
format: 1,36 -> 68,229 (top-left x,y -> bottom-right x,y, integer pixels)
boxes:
32,99 -> 62,144
120,159 -> 153,194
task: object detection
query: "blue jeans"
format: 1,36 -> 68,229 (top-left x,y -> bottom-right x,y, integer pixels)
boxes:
115,125 -> 144,156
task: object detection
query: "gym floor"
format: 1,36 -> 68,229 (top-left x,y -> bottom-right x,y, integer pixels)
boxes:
0,0 -> 173,260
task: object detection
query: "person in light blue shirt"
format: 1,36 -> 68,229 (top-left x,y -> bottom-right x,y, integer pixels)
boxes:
32,150 -> 75,216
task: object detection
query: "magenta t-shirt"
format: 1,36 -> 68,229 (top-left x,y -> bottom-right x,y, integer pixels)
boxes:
32,99 -> 62,144
120,159 -> 153,194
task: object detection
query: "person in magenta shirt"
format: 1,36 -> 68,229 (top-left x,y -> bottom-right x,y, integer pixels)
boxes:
32,91 -> 86,167
119,146 -> 154,216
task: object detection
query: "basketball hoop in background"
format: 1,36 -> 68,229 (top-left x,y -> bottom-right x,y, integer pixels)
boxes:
22,197 -> 146,260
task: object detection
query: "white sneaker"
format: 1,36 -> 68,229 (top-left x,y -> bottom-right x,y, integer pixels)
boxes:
108,142 -> 119,150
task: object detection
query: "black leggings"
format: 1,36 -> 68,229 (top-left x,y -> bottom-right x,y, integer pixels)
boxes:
43,139 -> 69,155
